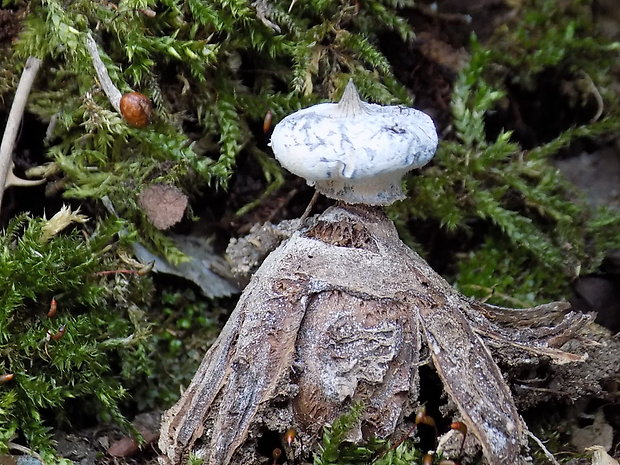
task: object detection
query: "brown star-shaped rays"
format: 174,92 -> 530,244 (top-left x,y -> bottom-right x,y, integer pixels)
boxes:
159,204 -> 590,465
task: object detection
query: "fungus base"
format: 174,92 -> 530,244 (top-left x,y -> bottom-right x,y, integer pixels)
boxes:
159,204 -> 591,465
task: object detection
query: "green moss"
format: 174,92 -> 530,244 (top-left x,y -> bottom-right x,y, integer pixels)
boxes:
128,287 -> 228,411
8,0 -> 414,260
393,1 -> 620,306
312,403 -> 437,465
0,212 -> 153,455
0,211 -> 232,458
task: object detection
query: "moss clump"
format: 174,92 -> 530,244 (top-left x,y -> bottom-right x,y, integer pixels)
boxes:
3,0 -> 417,261
129,287 -> 229,411
0,210 -> 232,458
0,209 -> 152,455
313,403 -> 426,465
393,0 -> 620,306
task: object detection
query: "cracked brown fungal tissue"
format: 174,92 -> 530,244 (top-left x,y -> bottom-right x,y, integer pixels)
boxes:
159,81 -> 589,465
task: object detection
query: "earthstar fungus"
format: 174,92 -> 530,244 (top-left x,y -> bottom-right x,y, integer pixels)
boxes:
270,80 -> 438,205
159,83 -> 590,465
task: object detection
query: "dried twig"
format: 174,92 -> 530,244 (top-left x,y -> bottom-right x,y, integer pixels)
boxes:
527,430 -> 561,465
0,56 -> 42,212
8,441 -> 49,465
298,189 -> 320,225
84,32 -> 122,112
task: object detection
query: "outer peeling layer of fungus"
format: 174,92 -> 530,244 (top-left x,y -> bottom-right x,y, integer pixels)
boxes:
158,204 -> 591,465
270,81 -> 438,205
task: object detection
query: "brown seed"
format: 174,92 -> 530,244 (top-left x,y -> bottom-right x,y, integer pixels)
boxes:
0,373 -> 15,383
51,324 -> 67,341
120,92 -> 153,128
47,297 -> 57,318
283,427 -> 296,446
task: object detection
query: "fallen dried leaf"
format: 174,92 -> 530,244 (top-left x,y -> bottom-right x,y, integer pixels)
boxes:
586,445 -> 619,465
138,184 -> 188,230
107,437 -> 139,457
107,412 -> 160,457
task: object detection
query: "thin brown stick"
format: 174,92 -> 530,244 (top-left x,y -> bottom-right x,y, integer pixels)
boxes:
527,430 -> 561,465
94,268 -> 142,276
298,189 -> 320,225
93,262 -> 153,276
0,56 -> 42,212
